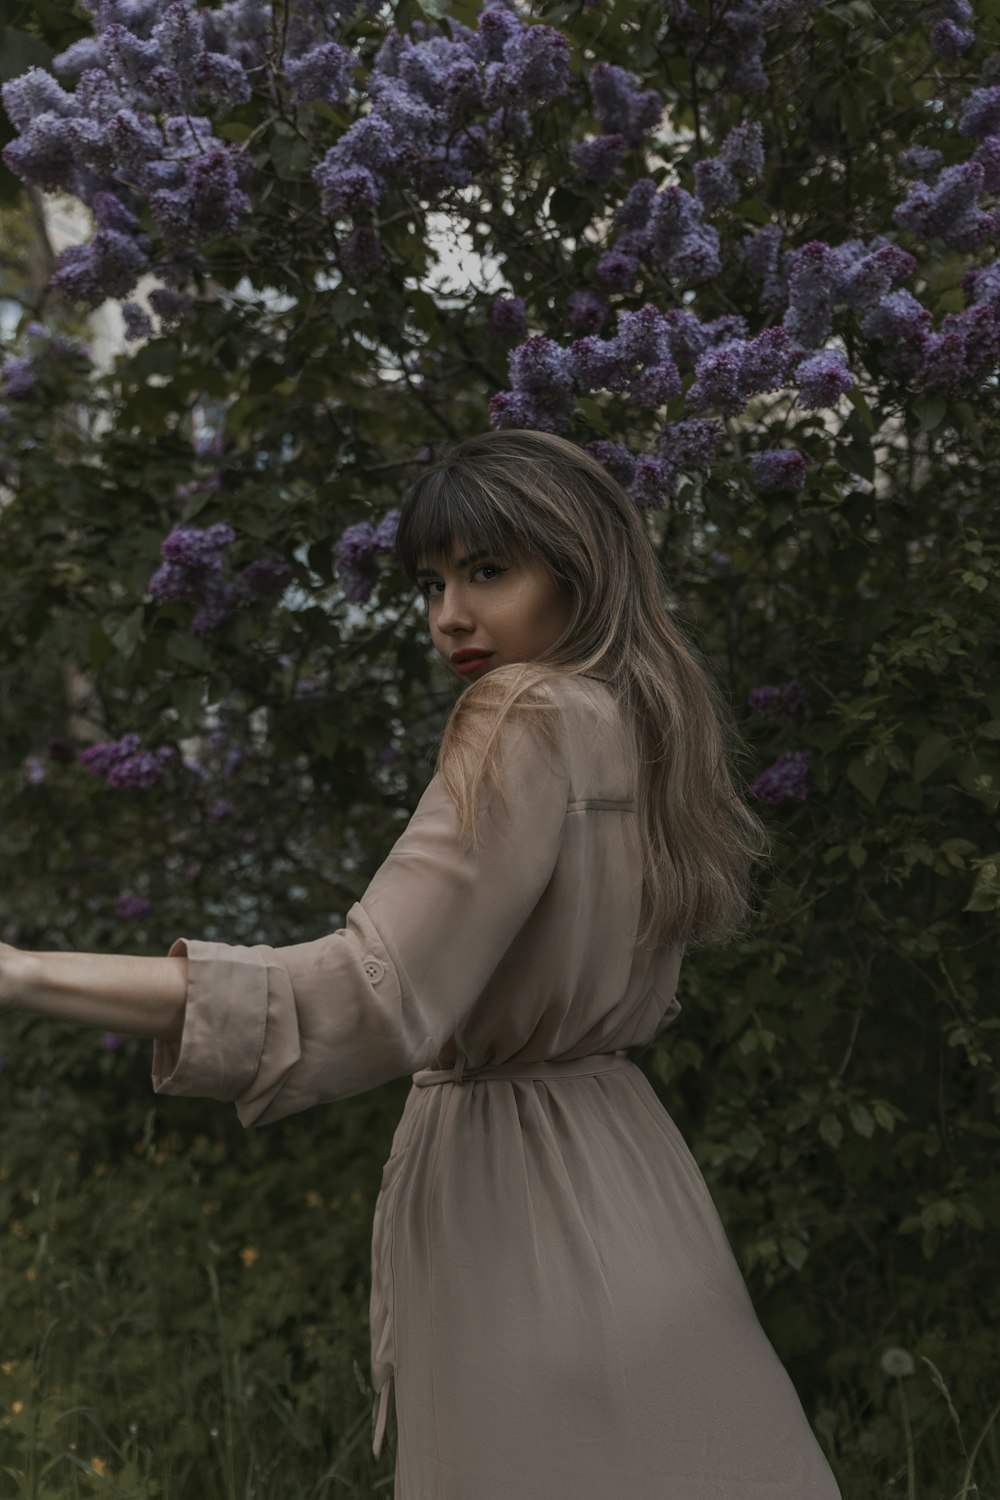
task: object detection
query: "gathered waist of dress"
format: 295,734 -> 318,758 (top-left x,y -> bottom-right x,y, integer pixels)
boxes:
412,1050 -> 632,1087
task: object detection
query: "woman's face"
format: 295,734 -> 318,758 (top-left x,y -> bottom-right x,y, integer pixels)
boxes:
416,540 -> 573,682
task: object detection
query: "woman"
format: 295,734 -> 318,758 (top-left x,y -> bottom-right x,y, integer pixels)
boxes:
0,429 -> 843,1499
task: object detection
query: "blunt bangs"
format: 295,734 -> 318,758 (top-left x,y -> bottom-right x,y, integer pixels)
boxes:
395,465 -> 526,585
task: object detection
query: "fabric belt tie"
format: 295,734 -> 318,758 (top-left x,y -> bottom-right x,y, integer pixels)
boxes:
412,1049 -> 631,1087
372,1049 -> 633,1457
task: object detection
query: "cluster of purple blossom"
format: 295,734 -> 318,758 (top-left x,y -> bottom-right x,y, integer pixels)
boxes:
929,1 -> 976,64
78,730 -> 178,789
333,509 -> 400,605
747,682 -> 809,805
0,0 -> 371,310
116,893 -> 152,920
0,322 -> 91,409
664,0 -> 826,108
750,749 -> 811,807
311,3 -> 573,244
748,680 -> 807,719
148,519 -> 293,634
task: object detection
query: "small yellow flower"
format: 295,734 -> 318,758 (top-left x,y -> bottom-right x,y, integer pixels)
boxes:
2,1362 -> 14,1375
305,1190 -> 322,1208
329,1196 -> 341,1210
25,1267 -> 37,1283
66,1151 -> 80,1165
131,1198 -> 143,1212
11,1221 -> 26,1239
202,1201 -> 220,1217
11,1401 -> 23,1415
93,1162 -> 107,1177
239,1247 -> 258,1268
0,1167 -> 10,1181
90,1457 -> 107,1476
350,1189 -> 362,1206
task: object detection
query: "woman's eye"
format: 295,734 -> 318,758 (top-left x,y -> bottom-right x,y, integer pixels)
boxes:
420,564 -> 507,596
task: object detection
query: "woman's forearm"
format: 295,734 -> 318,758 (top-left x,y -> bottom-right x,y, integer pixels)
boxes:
18,950 -> 188,1043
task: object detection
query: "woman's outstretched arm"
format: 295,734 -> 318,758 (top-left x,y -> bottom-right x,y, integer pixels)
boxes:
2,945 -> 188,1043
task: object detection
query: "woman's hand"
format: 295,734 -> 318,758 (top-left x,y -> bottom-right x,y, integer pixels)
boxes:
0,942 -> 34,1011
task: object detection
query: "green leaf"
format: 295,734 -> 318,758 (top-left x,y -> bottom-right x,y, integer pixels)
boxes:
847,385 -> 875,434
915,396 -> 946,433
913,731 -> 954,784
847,755 -> 886,805
849,1103 -> 875,1138
819,1113 -> 843,1149
106,607 -> 144,660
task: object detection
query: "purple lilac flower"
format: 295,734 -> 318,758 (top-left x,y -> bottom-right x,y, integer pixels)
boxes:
208,797 -> 235,824
645,186 -> 722,286
859,288 -> 932,372
116,893 -> 153,920
566,290 -> 608,333
614,176 -> 658,231
373,507 -> 400,552
794,348 -> 854,409
192,577 -> 246,635
312,7 -> 572,216
721,119 -> 765,179
749,449 -> 807,493
894,161 -> 994,251
628,454 -> 674,510
959,86 -> 1000,139
595,249 -> 640,292
751,749 -> 811,806
102,1033 -> 124,1052
285,40 -> 355,106
918,304 -> 1000,393
1,357 -> 38,402
1,0 -> 254,317
162,521 -> 236,570
79,732 -> 178,789
241,555 -> 294,596
147,286 -> 192,325
738,223 -> 787,312
783,241 -> 845,348
929,18 -> 975,59
629,361 -> 681,411
488,295 -> 527,339
898,145 -> 944,181
693,156 -> 738,212
335,521 -> 382,604
841,243 -> 917,316
972,135 -> 1000,193
748,681 -> 807,718
571,133 -> 628,186
587,61 -> 662,146
122,300 -> 153,340
685,328 -> 793,417
339,225 -> 389,278
584,439 -> 636,487
658,418 -> 724,477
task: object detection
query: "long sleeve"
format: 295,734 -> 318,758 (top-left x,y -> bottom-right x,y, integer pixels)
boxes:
151,684 -> 570,1128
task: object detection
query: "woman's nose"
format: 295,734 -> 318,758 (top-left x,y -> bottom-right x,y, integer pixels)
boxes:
435,589 -> 474,629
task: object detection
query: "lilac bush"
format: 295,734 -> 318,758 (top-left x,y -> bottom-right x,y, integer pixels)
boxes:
3,2 -> 1000,1490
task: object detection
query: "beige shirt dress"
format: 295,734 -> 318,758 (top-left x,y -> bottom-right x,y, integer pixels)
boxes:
152,670 -> 843,1500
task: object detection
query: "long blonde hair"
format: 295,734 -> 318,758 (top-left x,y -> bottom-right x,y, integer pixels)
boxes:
393,428 -> 773,953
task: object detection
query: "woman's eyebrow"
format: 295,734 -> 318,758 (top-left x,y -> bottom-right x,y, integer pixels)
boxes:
415,549 -> 495,579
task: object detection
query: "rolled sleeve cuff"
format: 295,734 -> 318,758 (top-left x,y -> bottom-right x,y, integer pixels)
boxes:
151,936 -> 269,1104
